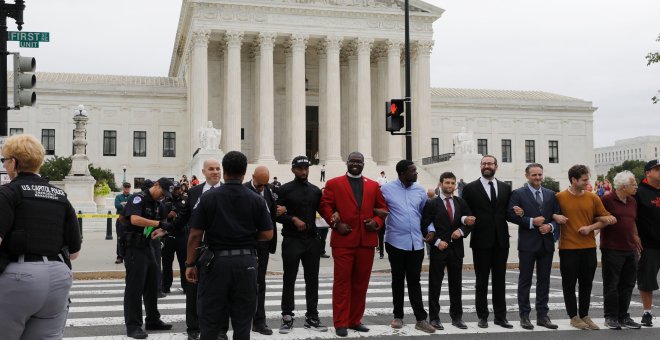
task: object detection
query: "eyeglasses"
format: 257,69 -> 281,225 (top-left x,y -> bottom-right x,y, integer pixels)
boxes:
1,157 -> 11,163
481,162 -> 496,166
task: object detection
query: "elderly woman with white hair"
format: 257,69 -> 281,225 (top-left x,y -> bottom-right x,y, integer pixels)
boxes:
599,170 -> 642,330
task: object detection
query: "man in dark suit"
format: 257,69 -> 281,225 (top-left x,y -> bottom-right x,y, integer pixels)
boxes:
461,155 -> 512,329
507,163 -> 560,330
421,172 -> 475,330
244,166 -> 285,335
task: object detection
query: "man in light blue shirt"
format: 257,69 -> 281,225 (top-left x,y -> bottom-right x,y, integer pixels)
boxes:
381,160 -> 436,333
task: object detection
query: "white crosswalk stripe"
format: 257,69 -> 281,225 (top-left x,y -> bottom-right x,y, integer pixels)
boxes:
63,274 -> 652,339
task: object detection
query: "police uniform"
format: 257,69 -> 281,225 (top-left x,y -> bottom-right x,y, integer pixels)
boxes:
0,172 -> 82,340
161,186 -> 188,293
189,179 -> 272,340
122,180 -> 173,338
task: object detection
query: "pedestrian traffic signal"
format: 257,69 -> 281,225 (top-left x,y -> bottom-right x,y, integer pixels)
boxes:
13,53 -> 36,107
386,99 -> 405,132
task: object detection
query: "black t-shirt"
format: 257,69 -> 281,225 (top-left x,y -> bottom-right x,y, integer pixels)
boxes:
123,190 -> 164,233
276,178 -> 322,238
189,180 -> 272,250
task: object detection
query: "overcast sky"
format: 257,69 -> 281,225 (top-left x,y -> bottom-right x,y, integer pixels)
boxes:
16,0 -> 660,147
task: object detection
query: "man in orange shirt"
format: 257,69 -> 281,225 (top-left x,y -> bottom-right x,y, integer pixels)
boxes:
555,164 -> 617,330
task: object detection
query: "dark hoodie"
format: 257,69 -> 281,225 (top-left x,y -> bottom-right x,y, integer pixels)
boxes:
636,178 -> 660,249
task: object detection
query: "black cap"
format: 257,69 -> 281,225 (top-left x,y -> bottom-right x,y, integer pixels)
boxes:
173,181 -> 181,189
645,159 -> 660,172
291,155 -> 311,168
122,182 -> 131,188
156,177 -> 174,198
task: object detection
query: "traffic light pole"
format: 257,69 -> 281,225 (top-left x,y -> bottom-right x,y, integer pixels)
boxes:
0,0 -> 25,138
403,0 -> 412,161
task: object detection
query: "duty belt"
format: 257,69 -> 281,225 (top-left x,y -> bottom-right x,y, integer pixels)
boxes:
212,249 -> 257,257
9,254 -> 63,263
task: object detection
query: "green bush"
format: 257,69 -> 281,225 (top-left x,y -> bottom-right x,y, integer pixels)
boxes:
94,181 -> 111,196
88,164 -> 119,191
541,176 -> 560,192
39,156 -> 72,181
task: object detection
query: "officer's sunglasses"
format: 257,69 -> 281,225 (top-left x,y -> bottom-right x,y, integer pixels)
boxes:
1,157 -> 13,163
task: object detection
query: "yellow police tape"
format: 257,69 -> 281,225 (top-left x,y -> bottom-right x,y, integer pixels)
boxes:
77,213 -> 119,219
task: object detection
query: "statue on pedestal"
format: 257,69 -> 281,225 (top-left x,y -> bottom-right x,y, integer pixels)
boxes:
198,121 -> 221,150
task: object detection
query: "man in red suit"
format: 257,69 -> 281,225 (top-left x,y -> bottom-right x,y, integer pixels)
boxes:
319,151 -> 388,337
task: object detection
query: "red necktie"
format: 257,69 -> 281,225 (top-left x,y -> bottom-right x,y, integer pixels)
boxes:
445,197 -> 453,224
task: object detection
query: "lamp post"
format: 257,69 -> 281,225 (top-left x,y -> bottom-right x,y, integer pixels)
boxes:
1,0 -> 26,137
122,165 -> 127,183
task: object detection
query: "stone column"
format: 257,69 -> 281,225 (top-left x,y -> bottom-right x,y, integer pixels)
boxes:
316,43 -> 328,164
387,39 -> 404,164
287,34 -> 308,161
224,30 -> 243,152
412,40 -> 433,164
356,38 -> 374,163
372,44 -> 388,164
256,32 -> 277,164
189,30 -> 210,150
346,42 -> 358,153
323,36 -> 343,164
249,43 -> 260,162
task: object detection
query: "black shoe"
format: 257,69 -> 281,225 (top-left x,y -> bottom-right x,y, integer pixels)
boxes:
478,318 -> 488,328
520,315 -> 534,330
304,317 -> 328,332
620,317 -> 641,329
451,319 -> 467,329
217,332 -> 228,340
641,312 -> 653,327
537,316 -> 558,329
145,320 -> 173,331
605,317 -> 621,330
162,287 -> 171,294
348,323 -> 370,332
187,331 -> 200,340
494,318 -> 513,329
320,253 -> 330,258
157,291 -> 167,298
430,319 -> 444,330
115,257 -> 123,264
336,327 -> 348,337
252,324 -> 274,335
127,329 -> 148,339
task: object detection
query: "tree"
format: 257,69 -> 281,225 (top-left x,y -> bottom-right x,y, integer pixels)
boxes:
39,156 -> 72,181
606,160 -> 646,184
88,164 -> 119,191
541,176 -> 560,192
646,33 -> 660,104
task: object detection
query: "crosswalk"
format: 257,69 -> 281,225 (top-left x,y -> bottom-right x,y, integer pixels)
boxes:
64,272 -> 653,339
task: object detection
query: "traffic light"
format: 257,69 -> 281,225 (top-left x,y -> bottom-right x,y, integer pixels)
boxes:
13,53 -> 36,107
386,98 -> 405,132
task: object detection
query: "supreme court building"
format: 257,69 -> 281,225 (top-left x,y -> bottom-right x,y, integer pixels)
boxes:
8,0 -> 596,191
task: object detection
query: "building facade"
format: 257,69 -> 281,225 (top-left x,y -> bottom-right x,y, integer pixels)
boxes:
594,136 -> 660,175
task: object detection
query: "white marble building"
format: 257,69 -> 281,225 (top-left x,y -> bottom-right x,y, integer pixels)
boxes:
6,0 -> 597,192
594,136 -> 660,176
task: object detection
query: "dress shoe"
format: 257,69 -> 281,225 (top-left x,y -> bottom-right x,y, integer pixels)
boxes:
415,320 -> 436,333
252,324 -> 274,335
157,291 -> 167,298
430,319 -> 444,330
335,327 -> 348,337
187,331 -> 200,340
451,319 -> 467,329
320,253 -> 330,258
537,316 -> 558,329
127,328 -> 148,339
217,332 -> 228,340
477,318 -> 488,328
494,317 -> 513,329
391,318 -> 404,329
115,257 -> 123,264
145,320 -> 173,330
520,315 -> 534,330
348,324 -> 370,332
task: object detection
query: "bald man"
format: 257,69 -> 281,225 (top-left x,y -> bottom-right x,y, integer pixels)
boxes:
245,166 -> 284,335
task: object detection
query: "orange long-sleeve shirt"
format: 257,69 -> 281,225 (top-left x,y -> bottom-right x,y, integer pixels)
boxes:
556,189 -> 611,250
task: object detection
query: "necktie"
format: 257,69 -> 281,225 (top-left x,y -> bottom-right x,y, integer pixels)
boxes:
445,197 -> 454,224
488,181 -> 497,205
535,190 -> 543,210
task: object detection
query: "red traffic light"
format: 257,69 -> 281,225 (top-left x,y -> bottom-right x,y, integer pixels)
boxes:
390,102 -> 399,115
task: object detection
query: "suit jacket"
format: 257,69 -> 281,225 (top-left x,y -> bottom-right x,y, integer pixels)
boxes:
173,181 -> 205,229
319,175 -> 388,248
507,185 -> 560,253
421,195 -> 472,258
461,178 -> 512,249
244,181 -> 278,253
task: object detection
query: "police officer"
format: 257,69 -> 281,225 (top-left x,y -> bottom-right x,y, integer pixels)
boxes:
183,151 -> 273,340
0,134 -> 82,339
121,177 -> 175,339
161,181 -> 188,294
115,182 -> 132,264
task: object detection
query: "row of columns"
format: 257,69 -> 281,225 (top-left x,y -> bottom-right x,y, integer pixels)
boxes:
186,30 -> 432,165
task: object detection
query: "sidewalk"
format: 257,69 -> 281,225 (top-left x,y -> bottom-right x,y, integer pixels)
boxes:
72,223 -> 564,280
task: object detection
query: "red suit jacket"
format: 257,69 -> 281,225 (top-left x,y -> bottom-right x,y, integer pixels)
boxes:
319,175 -> 388,248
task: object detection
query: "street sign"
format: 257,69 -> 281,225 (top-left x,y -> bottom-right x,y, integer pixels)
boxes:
7,31 -> 50,42
19,41 -> 39,48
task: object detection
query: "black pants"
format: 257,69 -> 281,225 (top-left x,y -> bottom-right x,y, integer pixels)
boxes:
161,235 -> 187,291
559,248 -> 597,318
602,249 -> 637,320
254,241 -> 271,327
378,228 -> 385,257
151,239 -> 163,293
123,245 -> 161,333
472,246 -> 509,320
198,254 -> 258,340
116,220 -> 125,258
518,249 -> 553,317
385,243 -> 427,321
319,228 -> 329,255
281,236 -> 321,317
428,245 -> 463,321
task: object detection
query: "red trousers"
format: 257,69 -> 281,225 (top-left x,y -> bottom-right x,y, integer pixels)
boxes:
331,246 -> 375,328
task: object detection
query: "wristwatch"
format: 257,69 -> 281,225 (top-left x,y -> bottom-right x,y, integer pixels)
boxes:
185,262 -> 196,268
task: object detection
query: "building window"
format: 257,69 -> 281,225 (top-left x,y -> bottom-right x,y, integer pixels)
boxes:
103,130 -> 117,156
133,131 -> 146,157
525,140 -> 535,163
501,139 -> 512,163
477,139 -> 488,156
9,128 -> 23,136
163,132 -> 176,157
431,138 -> 439,157
549,140 -> 559,163
41,129 -> 55,155
134,177 -> 145,189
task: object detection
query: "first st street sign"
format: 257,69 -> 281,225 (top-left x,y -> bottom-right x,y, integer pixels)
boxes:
7,31 -> 50,48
